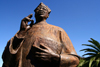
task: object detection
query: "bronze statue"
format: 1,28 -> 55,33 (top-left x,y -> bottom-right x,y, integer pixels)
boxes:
2,2 -> 79,67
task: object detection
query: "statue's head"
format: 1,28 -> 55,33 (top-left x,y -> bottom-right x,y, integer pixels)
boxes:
34,2 -> 51,19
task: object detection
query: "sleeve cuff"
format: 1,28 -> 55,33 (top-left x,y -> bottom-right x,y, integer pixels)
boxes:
60,54 -> 79,67
9,31 -> 24,54
15,31 -> 25,39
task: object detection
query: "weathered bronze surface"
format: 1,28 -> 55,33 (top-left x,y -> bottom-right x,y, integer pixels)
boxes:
2,2 -> 79,67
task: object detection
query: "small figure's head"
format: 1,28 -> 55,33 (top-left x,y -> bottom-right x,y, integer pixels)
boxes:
34,2 -> 51,19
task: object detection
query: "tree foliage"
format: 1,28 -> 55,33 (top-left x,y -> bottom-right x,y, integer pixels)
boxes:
78,38 -> 100,67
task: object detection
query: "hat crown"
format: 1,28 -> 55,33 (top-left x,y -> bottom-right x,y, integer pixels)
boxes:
34,2 -> 51,14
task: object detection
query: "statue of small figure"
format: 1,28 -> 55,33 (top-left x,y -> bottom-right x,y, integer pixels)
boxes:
2,2 -> 79,67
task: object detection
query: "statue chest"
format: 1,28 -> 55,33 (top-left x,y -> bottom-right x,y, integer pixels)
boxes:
23,25 -> 62,54
20,26 -> 62,67
22,34 -> 62,54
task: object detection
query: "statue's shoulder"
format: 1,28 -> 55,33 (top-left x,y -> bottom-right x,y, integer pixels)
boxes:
47,24 -> 64,32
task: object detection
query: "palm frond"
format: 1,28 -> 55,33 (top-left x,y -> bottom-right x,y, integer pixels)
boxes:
79,38 -> 100,67
78,59 -> 86,66
82,53 -> 96,57
89,57 -> 96,67
89,38 -> 100,50
82,44 -> 100,52
95,58 -> 100,67
80,48 -> 98,53
78,58 -> 89,67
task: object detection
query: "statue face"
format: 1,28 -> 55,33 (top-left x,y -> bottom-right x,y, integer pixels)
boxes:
35,6 -> 49,19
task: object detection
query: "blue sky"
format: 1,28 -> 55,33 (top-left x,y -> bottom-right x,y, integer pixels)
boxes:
0,0 -> 100,66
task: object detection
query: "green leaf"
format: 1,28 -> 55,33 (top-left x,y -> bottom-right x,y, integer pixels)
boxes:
79,38 -> 100,67
95,58 -> 100,67
89,38 -> 100,50
78,59 -> 85,66
82,53 -> 96,57
89,57 -> 96,67
78,58 -> 89,67
82,44 -> 100,52
80,48 -> 98,53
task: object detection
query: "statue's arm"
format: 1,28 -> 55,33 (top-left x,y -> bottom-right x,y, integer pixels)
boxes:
2,32 -> 24,67
9,31 -> 25,54
2,14 -> 34,67
60,30 -> 79,67
8,13 -> 34,54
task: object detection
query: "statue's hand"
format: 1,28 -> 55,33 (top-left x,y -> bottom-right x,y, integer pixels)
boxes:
18,14 -> 34,37
33,43 -> 60,62
20,14 -> 34,31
